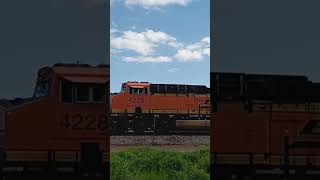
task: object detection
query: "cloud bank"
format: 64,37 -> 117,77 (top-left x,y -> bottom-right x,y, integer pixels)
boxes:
125,0 -> 191,9
111,29 -> 210,63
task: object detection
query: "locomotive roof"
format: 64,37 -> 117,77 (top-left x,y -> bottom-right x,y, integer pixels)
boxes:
52,64 -> 109,76
150,83 -> 209,94
37,63 -> 109,77
36,63 -> 109,84
213,72 -> 307,78
212,72 -> 320,102
125,81 -> 208,87
151,83 -> 208,87
126,82 -> 150,86
52,66 -> 108,76
122,82 -> 209,94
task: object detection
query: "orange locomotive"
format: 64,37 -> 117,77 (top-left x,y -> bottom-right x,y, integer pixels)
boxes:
111,81 -> 210,134
211,72 -> 320,179
0,63 -> 109,177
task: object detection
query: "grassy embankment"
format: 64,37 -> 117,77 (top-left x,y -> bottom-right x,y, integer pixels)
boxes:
111,147 -> 209,180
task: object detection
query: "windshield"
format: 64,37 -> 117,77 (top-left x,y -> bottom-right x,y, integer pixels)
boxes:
34,79 -> 51,98
120,83 -> 126,93
129,87 -> 148,94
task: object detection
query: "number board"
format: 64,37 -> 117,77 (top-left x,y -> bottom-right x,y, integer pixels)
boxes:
128,97 -> 145,104
61,113 -> 108,131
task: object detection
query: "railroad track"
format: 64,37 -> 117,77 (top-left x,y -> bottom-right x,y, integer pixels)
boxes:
111,135 -> 210,146
111,130 -> 209,136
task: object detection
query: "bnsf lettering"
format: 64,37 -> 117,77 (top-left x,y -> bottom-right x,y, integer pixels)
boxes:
129,97 -> 144,104
62,113 -> 108,131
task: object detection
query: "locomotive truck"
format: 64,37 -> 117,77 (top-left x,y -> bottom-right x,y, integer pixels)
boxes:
0,63 -> 109,178
111,81 -> 210,134
211,72 -> 320,180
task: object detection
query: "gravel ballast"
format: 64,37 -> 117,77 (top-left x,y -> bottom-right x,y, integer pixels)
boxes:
111,135 -> 209,146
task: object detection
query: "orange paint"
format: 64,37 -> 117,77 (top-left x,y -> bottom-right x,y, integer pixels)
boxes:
112,82 -> 210,114
2,64 -> 109,152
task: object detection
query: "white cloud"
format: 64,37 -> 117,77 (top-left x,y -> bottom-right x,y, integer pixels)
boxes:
185,36 -> 210,51
111,21 -> 119,28
185,43 -> 202,51
144,30 -> 177,44
174,36 -> 210,62
122,56 -> 172,63
168,67 -> 180,73
111,30 -> 178,56
110,48 -> 123,55
125,0 -> 191,9
168,41 -> 184,49
203,48 -> 210,56
111,35 -> 154,55
174,49 -> 203,62
111,28 -> 210,63
110,28 -> 119,35
201,36 -> 210,44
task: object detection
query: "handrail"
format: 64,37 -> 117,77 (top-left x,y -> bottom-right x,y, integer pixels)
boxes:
3,150 -> 108,163
212,152 -> 320,167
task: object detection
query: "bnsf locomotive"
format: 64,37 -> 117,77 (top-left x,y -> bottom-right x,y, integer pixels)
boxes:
211,72 -> 320,179
111,82 -> 210,134
0,63 -> 109,178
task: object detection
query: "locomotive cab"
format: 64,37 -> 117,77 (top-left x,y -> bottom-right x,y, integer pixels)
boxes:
112,82 -> 150,113
120,82 -> 150,95
1,63 -> 109,177
127,83 -> 149,95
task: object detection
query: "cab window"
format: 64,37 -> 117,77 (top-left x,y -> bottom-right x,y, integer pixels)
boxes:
129,87 -> 148,94
61,81 -> 107,104
61,82 -> 73,103
76,85 -> 90,102
93,86 -> 107,103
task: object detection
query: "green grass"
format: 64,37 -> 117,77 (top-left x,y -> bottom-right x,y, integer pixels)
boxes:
111,147 -> 209,180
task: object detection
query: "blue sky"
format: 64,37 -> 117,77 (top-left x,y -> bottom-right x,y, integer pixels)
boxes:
110,0 -> 210,92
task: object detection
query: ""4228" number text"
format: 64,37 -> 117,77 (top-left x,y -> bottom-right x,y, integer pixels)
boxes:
61,113 -> 108,131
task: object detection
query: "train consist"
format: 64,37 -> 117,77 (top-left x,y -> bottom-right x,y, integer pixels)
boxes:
111,81 -> 210,134
0,63 -> 109,178
211,72 -> 320,179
